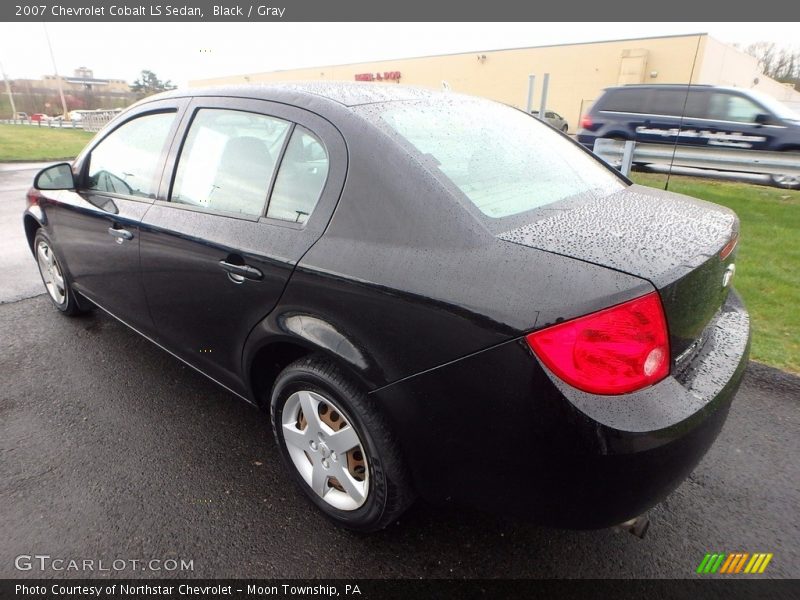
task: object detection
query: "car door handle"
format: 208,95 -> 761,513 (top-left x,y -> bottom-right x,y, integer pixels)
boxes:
219,260 -> 263,281
108,227 -> 133,242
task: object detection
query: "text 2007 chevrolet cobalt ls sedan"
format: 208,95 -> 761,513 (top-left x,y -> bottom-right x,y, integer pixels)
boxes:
25,83 -> 750,531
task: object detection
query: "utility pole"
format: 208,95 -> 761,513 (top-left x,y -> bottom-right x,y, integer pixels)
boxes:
0,60 -> 17,119
42,23 -> 68,118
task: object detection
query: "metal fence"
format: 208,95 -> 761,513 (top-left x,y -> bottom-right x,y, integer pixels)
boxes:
79,109 -> 122,132
1,109 -> 123,132
592,139 -> 800,178
0,118 -> 83,129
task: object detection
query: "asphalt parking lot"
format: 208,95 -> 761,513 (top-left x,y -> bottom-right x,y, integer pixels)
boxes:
1,165 -> 799,579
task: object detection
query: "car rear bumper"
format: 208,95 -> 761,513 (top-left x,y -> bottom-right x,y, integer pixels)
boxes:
371,291 -> 750,528
575,133 -> 597,150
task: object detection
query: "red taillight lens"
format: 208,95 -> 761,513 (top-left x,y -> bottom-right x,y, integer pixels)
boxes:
579,115 -> 593,129
525,292 -> 670,395
719,231 -> 739,260
26,187 -> 42,208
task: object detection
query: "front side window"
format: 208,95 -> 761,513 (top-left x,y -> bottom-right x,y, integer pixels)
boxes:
708,93 -> 762,123
171,109 -> 291,217
86,111 -> 175,198
266,127 -> 329,224
363,98 -> 624,219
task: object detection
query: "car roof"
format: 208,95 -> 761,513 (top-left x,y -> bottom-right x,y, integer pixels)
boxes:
151,82 -> 443,108
602,84 -> 755,95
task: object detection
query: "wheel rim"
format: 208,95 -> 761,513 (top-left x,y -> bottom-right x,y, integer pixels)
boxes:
281,390 -> 369,511
772,174 -> 800,187
36,240 -> 67,305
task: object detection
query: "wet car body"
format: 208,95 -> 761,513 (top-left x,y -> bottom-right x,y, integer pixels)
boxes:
24,83 -> 749,529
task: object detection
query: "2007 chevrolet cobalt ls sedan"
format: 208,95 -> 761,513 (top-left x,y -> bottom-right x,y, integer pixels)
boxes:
24,83 -> 750,531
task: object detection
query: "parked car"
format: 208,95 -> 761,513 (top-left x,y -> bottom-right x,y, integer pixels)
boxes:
30,113 -> 47,123
577,84 -> 800,189
531,109 -> 569,132
14,112 -> 28,120
25,83 -> 750,532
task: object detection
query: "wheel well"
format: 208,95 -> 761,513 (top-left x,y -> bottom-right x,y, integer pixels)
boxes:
249,342 -> 312,406
23,215 -> 40,252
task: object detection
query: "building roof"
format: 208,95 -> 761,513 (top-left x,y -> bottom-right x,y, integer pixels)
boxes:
64,77 -> 111,86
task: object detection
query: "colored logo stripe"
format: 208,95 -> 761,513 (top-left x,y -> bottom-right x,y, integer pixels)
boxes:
745,553 -> 773,574
698,553 -> 773,574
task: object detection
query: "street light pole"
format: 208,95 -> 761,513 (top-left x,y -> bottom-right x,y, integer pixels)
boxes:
0,60 -> 17,119
42,23 -> 69,118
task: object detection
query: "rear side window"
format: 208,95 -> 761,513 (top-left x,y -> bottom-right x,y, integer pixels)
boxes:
365,98 -> 624,219
171,108 -> 291,217
267,126 -> 329,224
598,89 -> 649,113
86,111 -> 175,198
648,89 -> 709,119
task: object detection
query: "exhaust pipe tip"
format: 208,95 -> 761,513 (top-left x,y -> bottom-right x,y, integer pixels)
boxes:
616,515 -> 650,539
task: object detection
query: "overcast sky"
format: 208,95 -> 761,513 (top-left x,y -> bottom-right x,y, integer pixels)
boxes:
0,22 -> 798,86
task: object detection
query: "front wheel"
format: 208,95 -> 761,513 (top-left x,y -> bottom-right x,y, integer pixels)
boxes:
270,356 -> 414,531
33,229 -> 88,316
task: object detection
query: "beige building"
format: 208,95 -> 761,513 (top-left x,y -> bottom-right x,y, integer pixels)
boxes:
191,33 -> 800,133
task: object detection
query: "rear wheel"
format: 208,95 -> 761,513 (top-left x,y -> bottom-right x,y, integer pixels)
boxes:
770,151 -> 800,189
270,356 -> 414,531
33,229 -> 87,316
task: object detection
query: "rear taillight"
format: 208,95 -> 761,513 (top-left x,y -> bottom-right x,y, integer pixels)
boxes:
719,231 -> 739,260
525,292 -> 670,395
26,187 -> 42,208
579,115 -> 593,129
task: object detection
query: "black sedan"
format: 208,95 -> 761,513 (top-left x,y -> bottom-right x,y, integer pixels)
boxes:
24,83 -> 750,532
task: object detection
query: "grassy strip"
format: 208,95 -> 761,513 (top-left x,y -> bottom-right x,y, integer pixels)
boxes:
632,173 -> 800,374
0,124 -> 94,161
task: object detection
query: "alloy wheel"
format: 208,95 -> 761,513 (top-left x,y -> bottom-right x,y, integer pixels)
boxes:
281,390 -> 369,511
771,173 -> 800,189
36,240 -> 67,305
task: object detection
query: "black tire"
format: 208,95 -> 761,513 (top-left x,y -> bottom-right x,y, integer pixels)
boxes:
561,124 -> 568,133
770,150 -> 800,190
270,355 -> 414,531
33,229 -> 89,316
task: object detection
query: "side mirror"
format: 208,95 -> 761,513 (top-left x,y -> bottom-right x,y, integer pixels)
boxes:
34,163 -> 75,191
754,113 -> 775,126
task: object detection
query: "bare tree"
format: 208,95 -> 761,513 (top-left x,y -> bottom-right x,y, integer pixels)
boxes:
131,70 -> 177,99
741,42 -> 800,89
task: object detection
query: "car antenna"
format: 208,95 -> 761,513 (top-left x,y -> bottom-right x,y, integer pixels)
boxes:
665,35 -> 703,192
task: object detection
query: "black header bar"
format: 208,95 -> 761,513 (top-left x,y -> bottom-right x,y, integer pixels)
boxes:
2,0 -> 799,22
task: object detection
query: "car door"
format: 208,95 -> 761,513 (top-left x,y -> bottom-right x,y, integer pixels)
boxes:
702,91 -> 775,150
138,97 -> 347,395
44,99 -> 187,332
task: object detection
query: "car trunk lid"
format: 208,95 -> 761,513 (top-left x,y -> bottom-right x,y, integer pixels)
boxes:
497,184 -> 739,364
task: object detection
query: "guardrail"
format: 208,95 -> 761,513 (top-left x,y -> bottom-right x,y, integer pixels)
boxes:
80,110 -> 121,132
0,118 -> 83,129
592,139 -> 800,178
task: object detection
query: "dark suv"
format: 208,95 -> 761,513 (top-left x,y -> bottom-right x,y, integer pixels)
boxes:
577,84 -> 800,188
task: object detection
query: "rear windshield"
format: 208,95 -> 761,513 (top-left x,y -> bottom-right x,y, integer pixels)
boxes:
360,97 -> 625,219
